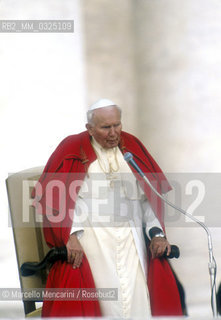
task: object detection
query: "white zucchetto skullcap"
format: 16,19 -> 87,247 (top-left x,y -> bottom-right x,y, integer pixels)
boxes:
88,98 -> 116,111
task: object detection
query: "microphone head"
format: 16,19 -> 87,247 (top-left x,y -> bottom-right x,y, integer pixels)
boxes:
124,152 -> 133,162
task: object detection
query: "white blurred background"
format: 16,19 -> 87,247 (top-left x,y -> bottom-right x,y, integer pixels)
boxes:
1,0 -> 221,318
0,0 -> 86,316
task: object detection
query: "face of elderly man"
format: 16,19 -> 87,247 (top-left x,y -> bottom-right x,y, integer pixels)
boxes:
86,106 -> 122,149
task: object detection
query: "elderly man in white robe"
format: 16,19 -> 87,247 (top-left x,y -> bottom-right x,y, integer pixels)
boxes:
66,99 -> 171,318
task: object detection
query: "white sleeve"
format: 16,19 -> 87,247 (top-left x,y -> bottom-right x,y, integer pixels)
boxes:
71,209 -> 84,240
142,199 -> 163,239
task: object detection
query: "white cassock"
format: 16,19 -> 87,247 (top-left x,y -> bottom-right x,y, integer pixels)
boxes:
71,138 -> 162,318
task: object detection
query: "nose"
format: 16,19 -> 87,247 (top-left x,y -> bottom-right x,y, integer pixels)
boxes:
109,126 -> 116,136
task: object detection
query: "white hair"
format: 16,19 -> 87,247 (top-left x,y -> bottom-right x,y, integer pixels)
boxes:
86,105 -> 122,125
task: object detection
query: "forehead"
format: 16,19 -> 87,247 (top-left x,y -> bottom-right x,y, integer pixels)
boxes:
93,106 -> 121,124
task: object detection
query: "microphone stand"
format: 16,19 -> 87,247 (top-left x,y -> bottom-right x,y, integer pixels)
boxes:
124,153 -> 217,317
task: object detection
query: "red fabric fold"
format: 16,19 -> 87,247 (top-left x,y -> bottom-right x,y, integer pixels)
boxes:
42,258 -> 101,317
148,258 -> 183,316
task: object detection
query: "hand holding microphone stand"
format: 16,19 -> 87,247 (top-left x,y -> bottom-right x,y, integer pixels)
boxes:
124,152 -> 218,318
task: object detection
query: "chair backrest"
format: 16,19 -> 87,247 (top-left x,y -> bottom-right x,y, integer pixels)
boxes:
6,167 -> 49,316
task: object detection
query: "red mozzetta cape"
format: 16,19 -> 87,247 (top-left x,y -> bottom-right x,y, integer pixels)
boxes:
33,131 -> 183,317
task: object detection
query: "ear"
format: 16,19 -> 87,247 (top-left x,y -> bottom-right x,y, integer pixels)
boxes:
86,123 -> 93,136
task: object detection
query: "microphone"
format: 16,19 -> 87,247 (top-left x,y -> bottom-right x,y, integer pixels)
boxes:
124,152 -> 218,316
124,152 -> 145,177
